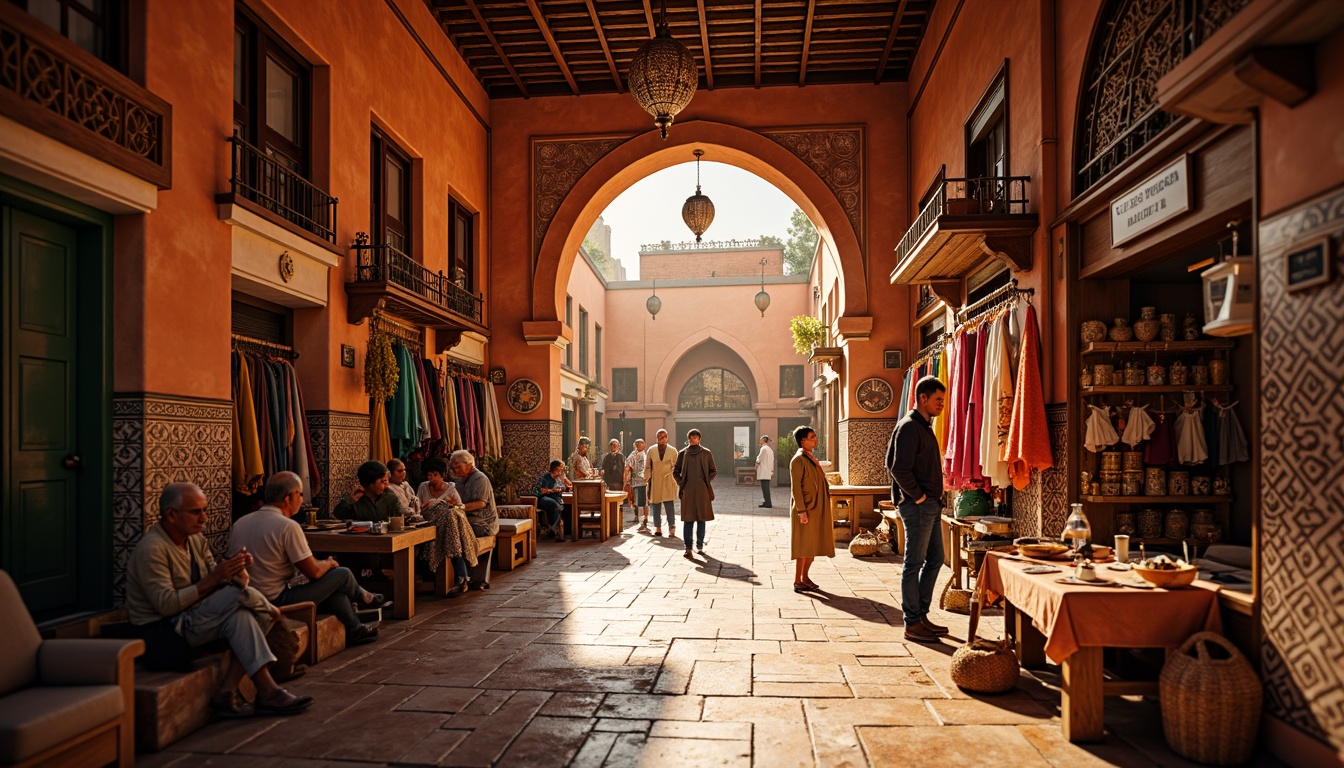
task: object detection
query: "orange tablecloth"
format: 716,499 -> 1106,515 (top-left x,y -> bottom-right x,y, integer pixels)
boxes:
980,551 -> 1222,663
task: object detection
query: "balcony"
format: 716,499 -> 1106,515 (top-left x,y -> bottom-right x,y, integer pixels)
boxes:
346,235 -> 486,336
217,135 -> 337,246
0,3 -> 170,188
890,173 -> 1038,285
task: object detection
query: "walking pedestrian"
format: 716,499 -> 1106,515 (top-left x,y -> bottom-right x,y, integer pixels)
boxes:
885,375 -> 949,643
646,429 -> 678,537
673,429 -> 716,558
627,438 -> 649,532
568,437 -> 597,480
788,426 -> 834,592
755,435 -> 775,508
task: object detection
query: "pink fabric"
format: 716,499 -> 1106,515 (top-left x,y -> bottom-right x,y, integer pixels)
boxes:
1004,306 -> 1053,489
958,323 -> 987,484
942,334 -> 964,487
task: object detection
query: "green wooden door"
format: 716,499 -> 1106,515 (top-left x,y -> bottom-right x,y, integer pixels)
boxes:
4,207 -> 81,613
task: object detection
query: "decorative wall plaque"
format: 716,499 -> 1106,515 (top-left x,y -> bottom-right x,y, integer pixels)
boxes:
489,368 -> 507,384
506,378 -> 543,414
1285,236 -> 1334,293
278,250 -> 295,283
856,377 -> 894,414
884,350 -> 904,370
340,344 -> 356,368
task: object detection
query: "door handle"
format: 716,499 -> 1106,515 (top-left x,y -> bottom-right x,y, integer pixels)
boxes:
62,454 -> 82,470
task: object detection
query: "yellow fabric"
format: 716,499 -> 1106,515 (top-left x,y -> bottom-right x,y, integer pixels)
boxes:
233,352 -> 265,494
933,348 -> 951,454
369,401 -> 393,463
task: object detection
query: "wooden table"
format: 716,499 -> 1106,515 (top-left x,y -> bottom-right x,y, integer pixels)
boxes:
304,525 -> 436,620
979,551 -> 1222,742
559,490 -> 626,541
828,485 -> 889,540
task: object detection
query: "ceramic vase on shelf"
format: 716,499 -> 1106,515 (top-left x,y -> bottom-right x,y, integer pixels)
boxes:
1169,471 -> 1190,496
1191,475 -> 1211,496
1147,363 -> 1166,386
1093,364 -> 1114,387
1164,509 -> 1190,539
1138,508 -> 1164,538
1169,360 -> 1188,386
1116,511 -> 1136,535
1160,313 -> 1177,341
1109,318 -> 1134,342
1145,467 -> 1167,496
1080,365 -> 1093,388
1081,320 -> 1108,344
1209,356 -> 1229,385
1183,313 -> 1201,340
1134,306 -> 1160,341
1124,361 -> 1146,386
1191,362 -> 1210,385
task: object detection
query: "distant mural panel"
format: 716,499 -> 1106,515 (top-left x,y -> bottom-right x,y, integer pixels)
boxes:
839,418 -> 897,486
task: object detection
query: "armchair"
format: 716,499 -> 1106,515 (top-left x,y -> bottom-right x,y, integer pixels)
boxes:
0,571 -> 144,767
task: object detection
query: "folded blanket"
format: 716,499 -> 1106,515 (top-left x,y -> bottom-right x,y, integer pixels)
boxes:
420,505 -> 478,572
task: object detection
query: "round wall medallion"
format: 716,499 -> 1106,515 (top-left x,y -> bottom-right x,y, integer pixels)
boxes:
856,377 -> 894,414
278,250 -> 295,283
506,378 -> 543,414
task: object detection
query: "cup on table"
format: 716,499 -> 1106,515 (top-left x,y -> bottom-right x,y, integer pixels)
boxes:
305,509 -> 317,527
388,515 -> 405,532
1114,534 -> 1130,563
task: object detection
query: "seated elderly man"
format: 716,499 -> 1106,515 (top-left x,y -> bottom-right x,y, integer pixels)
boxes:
127,482 -> 313,717
230,471 -> 384,647
446,450 -> 499,596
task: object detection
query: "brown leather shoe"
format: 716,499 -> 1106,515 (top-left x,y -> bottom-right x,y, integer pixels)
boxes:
921,618 -> 950,635
904,622 -> 942,643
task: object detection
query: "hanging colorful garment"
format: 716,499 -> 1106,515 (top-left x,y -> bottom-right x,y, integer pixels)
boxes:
1217,403 -> 1249,464
1174,404 -> 1209,465
1003,306 -> 1054,489
482,379 -> 504,457
291,364 -> 321,501
1120,404 -> 1155,447
957,323 -> 987,485
979,313 -> 1012,488
388,343 -> 424,457
898,366 -> 913,417
370,398 -> 393,463
942,333 -> 966,486
232,351 -> 265,494
443,368 -> 461,450
1145,412 -> 1175,466
1084,406 -> 1120,453
933,347 -> 951,454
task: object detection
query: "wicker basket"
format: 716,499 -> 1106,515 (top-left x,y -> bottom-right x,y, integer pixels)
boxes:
950,637 -> 1019,693
848,530 -> 879,557
1160,632 -> 1262,765
939,579 -> 973,614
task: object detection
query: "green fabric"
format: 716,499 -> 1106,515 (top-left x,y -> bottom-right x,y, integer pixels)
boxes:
954,489 -> 992,518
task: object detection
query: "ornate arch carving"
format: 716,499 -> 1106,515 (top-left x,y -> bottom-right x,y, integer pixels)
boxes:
763,128 -> 864,245
533,136 -> 628,261
1074,0 -> 1252,194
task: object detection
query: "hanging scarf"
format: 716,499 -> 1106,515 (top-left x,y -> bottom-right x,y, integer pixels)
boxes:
1003,305 -> 1053,489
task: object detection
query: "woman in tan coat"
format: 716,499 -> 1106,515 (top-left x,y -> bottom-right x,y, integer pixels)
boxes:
789,425 -> 834,592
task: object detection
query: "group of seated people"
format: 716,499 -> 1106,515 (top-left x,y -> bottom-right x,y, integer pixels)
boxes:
123,449 -> 499,719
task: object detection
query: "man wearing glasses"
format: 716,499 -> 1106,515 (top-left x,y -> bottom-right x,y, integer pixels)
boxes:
230,472 -> 385,647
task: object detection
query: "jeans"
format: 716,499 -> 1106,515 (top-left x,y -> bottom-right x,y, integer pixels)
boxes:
448,556 -> 470,584
278,566 -> 363,633
631,485 -> 646,507
682,520 -> 706,550
759,478 -> 773,506
177,586 -> 276,677
538,495 -> 564,529
651,500 -> 676,529
897,499 -> 944,627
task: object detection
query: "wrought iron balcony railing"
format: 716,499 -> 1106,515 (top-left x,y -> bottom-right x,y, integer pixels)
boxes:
895,173 -> 1031,266
225,135 -> 337,244
350,238 -> 483,325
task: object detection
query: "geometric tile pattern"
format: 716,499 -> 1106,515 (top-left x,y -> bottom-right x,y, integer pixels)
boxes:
1011,404 -> 1069,539
1257,185 -> 1344,749
502,419 -> 564,496
837,418 -> 898,486
308,410 -> 370,517
111,393 -> 231,605
763,128 -> 864,245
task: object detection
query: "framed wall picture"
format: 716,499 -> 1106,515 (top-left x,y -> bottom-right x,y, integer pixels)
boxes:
1285,236 -> 1334,293
884,350 -> 903,370
340,344 -> 356,368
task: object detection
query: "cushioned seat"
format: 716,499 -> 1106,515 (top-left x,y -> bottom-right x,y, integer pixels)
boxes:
497,518 -> 533,533
0,685 -> 123,762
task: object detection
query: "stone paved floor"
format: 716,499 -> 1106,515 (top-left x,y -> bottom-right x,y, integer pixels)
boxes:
142,484 -> 1283,767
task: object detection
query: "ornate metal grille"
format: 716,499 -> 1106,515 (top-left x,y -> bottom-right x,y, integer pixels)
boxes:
678,368 -> 752,411
1075,0 -> 1252,194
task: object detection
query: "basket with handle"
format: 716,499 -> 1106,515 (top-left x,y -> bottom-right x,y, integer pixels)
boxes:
847,529 -> 880,557
939,578 -> 973,614
1160,631 -> 1262,765
949,578 -> 1019,694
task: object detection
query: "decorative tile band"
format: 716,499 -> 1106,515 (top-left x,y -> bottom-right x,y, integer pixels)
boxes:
838,418 -> 898,486
308,410 -> 370,516
502,419 -> 563,494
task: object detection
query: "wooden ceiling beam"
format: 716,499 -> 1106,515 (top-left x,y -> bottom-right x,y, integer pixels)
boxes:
582,0 -> 624,92
696,0 -> 715,89
754,0 -> 762,87
643,0 -> 655,37
874,0 -> 911,84
525,0 -> 580,95
799,0 -> 815,85
462,0 -> 528,98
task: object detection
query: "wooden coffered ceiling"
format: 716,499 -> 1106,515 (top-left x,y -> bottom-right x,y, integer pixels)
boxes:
424,0 -> 937,99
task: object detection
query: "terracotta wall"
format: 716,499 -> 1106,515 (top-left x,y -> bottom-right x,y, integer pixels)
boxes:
640,247 -> 784,280
565,252 -> 609,382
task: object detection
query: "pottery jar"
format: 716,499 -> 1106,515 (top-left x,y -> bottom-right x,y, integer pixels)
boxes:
1109,318 -> 1135,342
1164,509 -> 1190,539
1093,364 -> 1114,387
1081,320 -> 1108,344
1169,470 -> 1190,495
1116,511 -> 1137,535
1190,509 -> 1217,541
1123,451 -> 1144,471
1124,361 -> 1146,386
1209,358 -> 1229,385
1146,363 -> 1166,386
1169,361 -> 1188,386
1145,467 -> 1167,496
1101,480 -> 1122,496
1138,508 -> 1164,538
1191,363 -> 1209,385
1160,314 -> 1177,341
1134,306 -> 1160,341
1122,471 -> 1144,496
1191,475 -> 1211,495
1101,452 -> 1122,472
1213,476 -> 1232,495
1183,313 -> 1201,340
1080,365 -> 1093,388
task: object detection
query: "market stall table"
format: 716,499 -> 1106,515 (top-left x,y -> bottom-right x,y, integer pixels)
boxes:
978,550 -> 1222,742
303,525 -> 436,620
559,490 -> 626,541
828,485 -> 889,541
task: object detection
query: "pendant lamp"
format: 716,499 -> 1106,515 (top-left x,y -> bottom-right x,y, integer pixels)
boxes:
682,150 -> 714,242
754,257 -> 771,317
628,0 -> 698,139
646,279 -> 662,320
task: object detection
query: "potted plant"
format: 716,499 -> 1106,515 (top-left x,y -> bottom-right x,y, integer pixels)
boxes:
775,433 -> 797,487
478,451 -> 528,504
790,315 -> 825,355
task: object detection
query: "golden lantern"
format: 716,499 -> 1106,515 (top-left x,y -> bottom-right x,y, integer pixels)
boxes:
681,150 -> 714,242
628,0 -> 697,139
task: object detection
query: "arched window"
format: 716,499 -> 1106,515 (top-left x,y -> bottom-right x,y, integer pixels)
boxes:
678,368 -> 752,411
1075,0 -> 1251,194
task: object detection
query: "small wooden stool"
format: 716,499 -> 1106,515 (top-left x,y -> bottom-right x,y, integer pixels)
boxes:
495,517 -> 534,571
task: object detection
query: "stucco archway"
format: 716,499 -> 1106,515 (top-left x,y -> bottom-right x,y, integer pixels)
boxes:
532,120 -> 868,326
651,327 -> 771,408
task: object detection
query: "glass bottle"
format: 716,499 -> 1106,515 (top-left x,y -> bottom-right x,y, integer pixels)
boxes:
1063,502 -> 1092,557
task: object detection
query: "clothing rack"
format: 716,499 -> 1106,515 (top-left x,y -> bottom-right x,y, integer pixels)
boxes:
231,333 -> 298,360
956,279 -> 1034,325
441,358 -> 484,381
912,333 -> 951,368
370,310 -> 423,350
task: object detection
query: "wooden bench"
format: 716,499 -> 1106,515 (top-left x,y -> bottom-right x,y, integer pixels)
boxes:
735,467 -> 757,485
496,502 -> 537,571
422,536 -> 496,596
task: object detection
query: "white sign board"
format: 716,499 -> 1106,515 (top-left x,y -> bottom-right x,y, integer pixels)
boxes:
1110,155 -> 1191,247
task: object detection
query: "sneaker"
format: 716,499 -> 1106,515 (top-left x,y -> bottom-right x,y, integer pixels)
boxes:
904,623 -> 942,644
921,618 -> 950,636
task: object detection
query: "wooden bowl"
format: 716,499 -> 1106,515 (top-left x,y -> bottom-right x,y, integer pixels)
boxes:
1133,563 -> 1198,588
1018,542 -> 1069,558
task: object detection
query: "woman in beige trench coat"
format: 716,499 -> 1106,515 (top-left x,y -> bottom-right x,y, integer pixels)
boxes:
789,425 -> 834,591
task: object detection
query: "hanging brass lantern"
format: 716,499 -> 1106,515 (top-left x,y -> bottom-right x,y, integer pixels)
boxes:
628,0 -> 698,139
682,150 -> 714,243
754,257 -> 771,316
646,280 -> 662,320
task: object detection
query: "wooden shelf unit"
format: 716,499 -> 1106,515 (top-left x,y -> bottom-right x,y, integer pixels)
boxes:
1082,385 -> 1234,395
1081,495 -> 1232,504
1080,340 -> 1235,356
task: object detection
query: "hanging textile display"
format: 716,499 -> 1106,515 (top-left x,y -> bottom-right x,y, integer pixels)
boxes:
1084,405 -> 1121,452
1121,404 -> 1155,446
1173,403 -> 1209,465
1217,402 -> 1249,464
230,337 -> 321,502
365,328 -> 398,463
1002,303 -> 1053,489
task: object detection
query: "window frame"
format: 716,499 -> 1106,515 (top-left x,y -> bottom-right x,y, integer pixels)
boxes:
779,365 -> 805,399
234,7 -> 311,175
371,127 -> 413,252
18,0 -> 127,71
578,307 -> 589,375
964,60 -> 1009,181
678,368 -> 752,411
448,196 -> 476,293
565,295 -> 573,368
595,323 -> 603,384
612,368 -> 638,402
